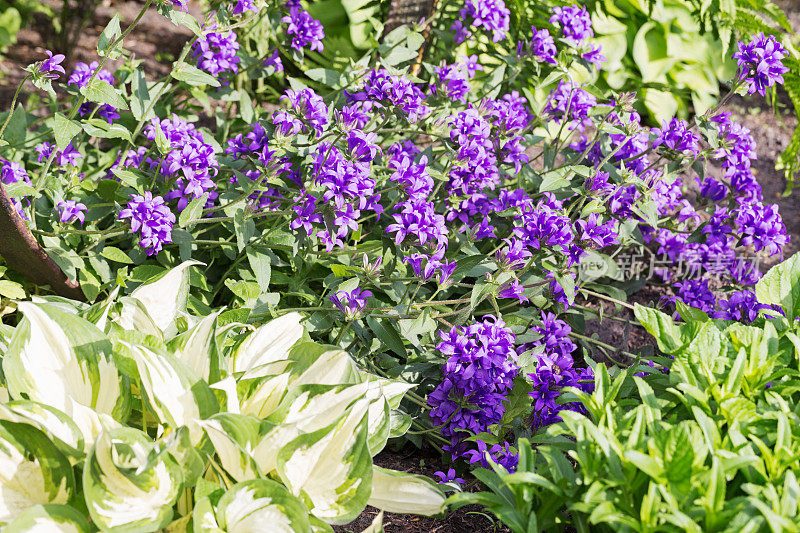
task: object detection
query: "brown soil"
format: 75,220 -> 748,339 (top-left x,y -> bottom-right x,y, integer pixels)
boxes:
2,2 -> 800,531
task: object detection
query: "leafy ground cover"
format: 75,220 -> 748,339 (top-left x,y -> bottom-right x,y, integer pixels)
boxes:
0,0 -> 799,531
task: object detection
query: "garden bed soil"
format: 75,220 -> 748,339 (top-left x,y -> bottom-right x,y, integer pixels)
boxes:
1,2 -> 800,531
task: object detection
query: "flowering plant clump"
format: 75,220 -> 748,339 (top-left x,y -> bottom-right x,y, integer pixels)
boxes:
0,0 -> 792,512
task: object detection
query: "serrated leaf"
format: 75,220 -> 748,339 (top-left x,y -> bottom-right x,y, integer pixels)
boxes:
179,193 -> 208,227
100,246 -> 133,264
171,62 -> 221,88
80,78 -> 128,110
53,113 -> 82,150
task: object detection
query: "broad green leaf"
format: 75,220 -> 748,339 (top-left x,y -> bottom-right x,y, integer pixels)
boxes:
367,466 -> 445,515
179,194 -> 208,228
277,399 -> 373,524
755,252 -> 800,319
171,63 -> 221,88
126,342 -> 218,443
4,503 -> 91,532
80,78 -> 128,110
0,421 -> 75,523
169,310 -> 222,381
634,304 -> 688,354
84,428 -> 182,532
101,246 -> 133,264
53,113 -> 81,150
3,302 -> 125,443
97,14 -> 121,57
232,313 -> 304,374
200,413 -> 263,483
213,479 -> 311,531
0,401 -> 84,458
123,260 -> 201,338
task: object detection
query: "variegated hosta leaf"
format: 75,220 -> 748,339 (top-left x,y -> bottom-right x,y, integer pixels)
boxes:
360,511 -> 384,533
125,342 -> 219,443
168,310 -> 222,382
238,373 -> 291,419
289,345 -> 360,387
363,378 -> 415,456
368,466 -> 446,516
83,428 -> 183,532
2,302 -> 127,444
194,479 -> 311,532
115,297 -> 164,340
251,383 -> 372,474
276,399 -> 373,524
161,426 -> 206,489
0,421 -> 75,524
232,312 -> 304,375
113,261 -> 199,340
199,413 -> 265,483
4,503 -> 91,532
0,401 -> 85,459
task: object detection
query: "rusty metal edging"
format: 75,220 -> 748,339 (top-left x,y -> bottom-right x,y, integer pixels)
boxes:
0,182 -> 85,300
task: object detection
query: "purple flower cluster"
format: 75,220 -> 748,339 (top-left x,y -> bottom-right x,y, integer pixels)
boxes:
1,159 -> 30,220
36,142 -> 82,168
428,316 -> 519,467
543,81 -> 596,131
329,287 -> 371,320
652,118 -> 701,156
668,280 -> 776,324
526,311 -> 594,429
733,33 -> 789,96
452,0 -> 510,43
518,27 -> 557,64
144,115 -> 220,211
57,200 -> 87,225
275,88 -> 329,136
282,6 -> 325,52
39,50 -> 65,79
193,27 -> 241,79
549,6 -> 593,43
118,192 -> 176,255
345,68 -> 428,123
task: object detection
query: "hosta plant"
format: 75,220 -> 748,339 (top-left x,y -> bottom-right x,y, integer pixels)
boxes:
448,252 -> 800,531
0,262 -> 445,531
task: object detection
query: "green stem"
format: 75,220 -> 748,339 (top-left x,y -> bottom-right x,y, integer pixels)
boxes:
0,74 -> 30,140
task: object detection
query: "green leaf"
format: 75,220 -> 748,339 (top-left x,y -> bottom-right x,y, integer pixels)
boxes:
247,246 -> 272,293
755,252 -> 800,319
53,112 -> 82,150
84,428 -> 183,532
5,504 -> 91,532
305,68 -> 341,87
2,103 -> 27,145
366,317 -> 406,357
0,279 -> 25,299
97,14 -> 121,57
277,400 -> 373,524
81,119 -> 132,141
80,78 -> 128,110
171,62 -> 221,88
211,479 -> 312,531
130,68 -> 153,122
179,193 -> 208,227
368,466 -> 446,516
101,246 -> 133,264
